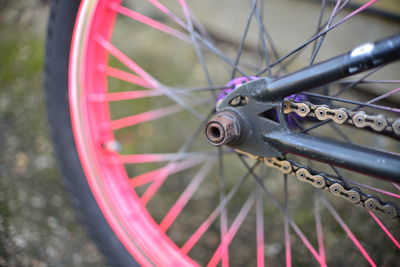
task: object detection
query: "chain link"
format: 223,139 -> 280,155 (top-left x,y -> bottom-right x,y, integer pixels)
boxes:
283,100 -> 400,135
264,157 -> 399,219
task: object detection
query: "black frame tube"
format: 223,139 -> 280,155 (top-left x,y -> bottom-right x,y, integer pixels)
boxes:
265,131 -> 400,183
216,34 -> 400,182
256,34 -> 400,100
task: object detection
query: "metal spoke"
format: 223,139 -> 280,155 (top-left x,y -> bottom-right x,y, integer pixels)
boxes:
365,87 -> 400,105
335,80 -> 400,84
102,66 -> 154,89
231,0 -> 258,79
140,110 -> 216,204
256,187 -> 265,267
256,0 -> 380,76
303,87 -> 400,133
176,5 -> 231,254
321,197 -> 377,267
329,165 -> 350,187
100,85 -> 231,102
110,104 -> 183,130
119,152 -> 211,164
110,2 -> 190,42
147,0 -> 187,29
237,157 -> 326,266
198,34 -> 249,77
314,193 -> 326,265
144,0 -> 247,76
129,157 -> 206,187
217,147 -> 230,267
329,124 -> 352,143
315,0 -> 328,36
207,190 -> 258,267
393,183 -> 400,192
333,66 -> 383,97
148,0 -> 212,42
96,35 -> 205,119
301,92 -> 400,113
159,160 -> 214,232
254,0 -> 272,77
345,179 -> 400,199
309,0 -> 343,65
264,28 -> 294,76
181,162 -> 260,254
283,174 -> 292,267
178,0 -> 214,88
368,211 -> 400,249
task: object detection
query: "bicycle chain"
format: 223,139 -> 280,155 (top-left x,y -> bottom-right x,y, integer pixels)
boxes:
265,100 -> 400,219
283,99 -> 400,135
231,99 -> 399,218
263,157 -> 399,219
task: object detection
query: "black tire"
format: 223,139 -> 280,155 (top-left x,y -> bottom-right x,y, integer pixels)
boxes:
44,1 -> 139,266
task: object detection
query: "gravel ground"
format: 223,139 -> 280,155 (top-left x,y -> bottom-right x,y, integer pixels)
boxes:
0,1 -> 105,266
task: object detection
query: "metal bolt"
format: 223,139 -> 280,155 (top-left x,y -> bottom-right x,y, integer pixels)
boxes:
205,111 -> 245,146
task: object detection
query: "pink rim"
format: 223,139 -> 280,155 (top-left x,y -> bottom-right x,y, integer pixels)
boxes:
68,0 -> 399,266
69,0 -> 197,265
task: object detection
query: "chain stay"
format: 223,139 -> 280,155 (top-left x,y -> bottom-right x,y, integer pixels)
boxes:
264,157 -> 399,219
283,100 -> 400,134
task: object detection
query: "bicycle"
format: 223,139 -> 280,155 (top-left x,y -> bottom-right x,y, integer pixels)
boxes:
45,0 -> 400,266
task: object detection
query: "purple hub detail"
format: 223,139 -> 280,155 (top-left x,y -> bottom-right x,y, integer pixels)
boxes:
220,77 -> 307,129
217,76 -> 257,101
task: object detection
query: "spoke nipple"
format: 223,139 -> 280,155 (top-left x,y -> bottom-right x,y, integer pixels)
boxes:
102,140 -> 121,152
205,111 -> 245,147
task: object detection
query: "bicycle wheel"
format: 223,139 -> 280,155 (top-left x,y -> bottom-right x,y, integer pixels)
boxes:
45,0 -> 400,266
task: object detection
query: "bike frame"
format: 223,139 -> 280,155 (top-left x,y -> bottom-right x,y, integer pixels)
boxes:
214,34 -> 400,183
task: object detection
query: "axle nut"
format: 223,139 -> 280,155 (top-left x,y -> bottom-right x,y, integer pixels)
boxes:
205,111 -> 244,146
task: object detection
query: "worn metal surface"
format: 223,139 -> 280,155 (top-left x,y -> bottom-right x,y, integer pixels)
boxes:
256,34 -> 400,100
265,157 -> 399,219
205,109 -> 246,146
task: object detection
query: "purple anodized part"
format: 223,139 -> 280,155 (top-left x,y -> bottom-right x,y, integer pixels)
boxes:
217,76 -> 257,101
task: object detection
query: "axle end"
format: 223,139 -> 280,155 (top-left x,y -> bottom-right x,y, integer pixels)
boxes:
205,111 -> 245,146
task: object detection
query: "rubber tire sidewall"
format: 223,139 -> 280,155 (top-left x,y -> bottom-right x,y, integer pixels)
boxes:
44,1 -> 139,266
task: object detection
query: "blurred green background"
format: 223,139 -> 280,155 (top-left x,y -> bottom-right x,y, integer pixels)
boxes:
0,1 -> 106,265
